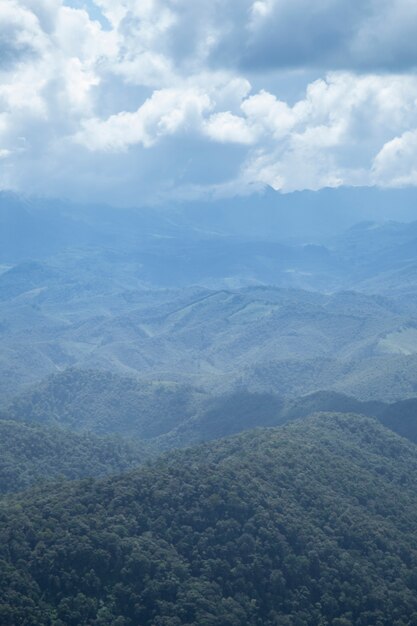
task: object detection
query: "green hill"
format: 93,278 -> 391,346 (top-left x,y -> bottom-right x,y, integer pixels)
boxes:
5,369 -> 417,451
3,369 -> 202,439
2,278 -> 417,403
2,414 -> 417,625
0,420 -> 150,495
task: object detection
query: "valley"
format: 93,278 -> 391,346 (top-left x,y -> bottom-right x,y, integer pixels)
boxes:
1,192 -> 417,625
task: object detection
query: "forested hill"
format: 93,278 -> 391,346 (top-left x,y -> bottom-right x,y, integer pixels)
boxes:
2,414 -> 417,625
2,369 -> 200,439
5,368 -> 417,450
0,420 -> 150,495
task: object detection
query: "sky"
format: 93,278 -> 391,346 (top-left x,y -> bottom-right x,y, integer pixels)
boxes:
2,0 -> 417,205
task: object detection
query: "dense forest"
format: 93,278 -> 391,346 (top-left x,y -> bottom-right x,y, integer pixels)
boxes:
1,414 -> 417,625
2,369 -> 200,439
0,419 -> 150,494
3,368 -> 417,452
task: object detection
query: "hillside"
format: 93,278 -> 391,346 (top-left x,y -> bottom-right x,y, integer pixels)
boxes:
1,414 -> 417,625
5,368 -> 417,450
2,197 -> 417,405
3,369 -> 201,439
2,283 -> 417,403
157,388 -> 417,449
0,420 -> 150,495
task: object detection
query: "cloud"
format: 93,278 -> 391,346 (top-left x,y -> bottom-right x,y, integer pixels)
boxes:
76,88 -> 212,150
90,0 -> 417,75
203,112 -> 257,145
2,0 -> 417,203
200,73 -> 417,193
226,0 -> 417,73
86,0 -> 417,75
373,130 -> 417,187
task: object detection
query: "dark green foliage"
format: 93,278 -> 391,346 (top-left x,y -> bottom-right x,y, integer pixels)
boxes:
1,414 -> 417,625
3,369 -> 200,438
0,419 -> 150,494
156,388 -> 417,451
158,391 -> 285,448
271,392 -> 417,446
379,398 -> 417,443
5,370 -> 417,451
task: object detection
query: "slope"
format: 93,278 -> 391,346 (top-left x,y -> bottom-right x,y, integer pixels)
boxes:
3,284 -> 417,402
1,414 -> 417,625
2,369 -> 202,438
5,369 -> 417,449
0,420 -> 150,495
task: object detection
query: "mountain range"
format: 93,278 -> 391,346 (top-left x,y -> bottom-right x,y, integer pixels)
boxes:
2,189 -> 417,625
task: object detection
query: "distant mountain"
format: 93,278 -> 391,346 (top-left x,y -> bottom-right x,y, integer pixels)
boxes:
245,352 -> 417,402
0,419 -> 150,495
3,369 -> 202,438
3,283 -> 417,401
2,191 -> 417,405
2,187 -> 417,264
379,398 -> 417,444
328,220 -> 417,298
2,414 -> 417,625
172,185 -> 417,240
0,194 -> 99,262
158,388 -> 417,449
5,368 -> 417,451
2,188 -> 417,292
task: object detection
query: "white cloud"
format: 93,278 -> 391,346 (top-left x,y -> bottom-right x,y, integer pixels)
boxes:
204,112 -> 255,144
76,88 -> 212,150
3,0 -> 417,201
241,91 -> 296,140
373,130 -> 417,187
233,73 -> 417,192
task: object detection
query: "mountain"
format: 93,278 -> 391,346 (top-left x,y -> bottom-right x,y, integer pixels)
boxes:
0,419 -> 150,495
157,388 -> 417,449
3,188 -> 417,263
2,189 -> 417,294
3,282 -> 417,402
5,368 -> 417,450
379,398 -> 417,444
1,414 -> 417,625
173,186 -> 417,240
3,189 -> 417,404
2,369 -> 202,439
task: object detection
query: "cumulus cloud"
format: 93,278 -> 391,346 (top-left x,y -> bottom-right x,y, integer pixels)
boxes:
233,73 -> 417,191
76,88 -> 212,150
203,112 -> 256,145
373,130 -> 417,187
2,0 -> 417,202
90,0 -> 417,75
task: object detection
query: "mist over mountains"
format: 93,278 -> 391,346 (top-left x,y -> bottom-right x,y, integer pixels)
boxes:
1,187 -> 417,404
2,186 -> 417,257
2,187 -> 417,624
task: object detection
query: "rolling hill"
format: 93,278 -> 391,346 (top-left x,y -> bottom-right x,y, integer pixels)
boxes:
2,282 -> 417,402
4,368 -> 417,450
0,419 -> 150,495
2,369 -> 202,439
2,192 -> 417,405
1,414 -> 417,625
